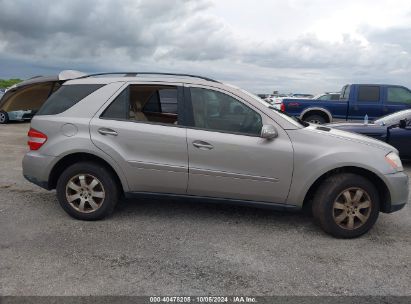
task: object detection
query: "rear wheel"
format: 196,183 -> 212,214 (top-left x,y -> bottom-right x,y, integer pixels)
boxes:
304,114 -> 326,124
312,173 -> 379,238
0,111 -> 9,124
56,162 -> 119,220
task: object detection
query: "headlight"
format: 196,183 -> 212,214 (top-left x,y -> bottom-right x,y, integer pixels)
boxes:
385,152 -> 403,172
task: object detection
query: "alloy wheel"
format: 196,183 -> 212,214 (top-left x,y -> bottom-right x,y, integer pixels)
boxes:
0,112 -> 6,123
65,174 -> 105,213
332,187 -> 372,230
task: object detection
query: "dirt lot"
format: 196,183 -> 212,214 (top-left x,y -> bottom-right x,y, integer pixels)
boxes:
0,122 -> 410,296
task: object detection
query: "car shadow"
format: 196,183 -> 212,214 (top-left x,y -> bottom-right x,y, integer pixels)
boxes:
114,195 -> 315,230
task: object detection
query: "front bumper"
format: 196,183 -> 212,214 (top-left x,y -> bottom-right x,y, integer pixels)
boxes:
22,152 -> 56,190
382,171 -> 409,213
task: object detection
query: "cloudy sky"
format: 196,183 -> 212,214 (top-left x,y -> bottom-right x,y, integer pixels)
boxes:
1,0 -> 411,93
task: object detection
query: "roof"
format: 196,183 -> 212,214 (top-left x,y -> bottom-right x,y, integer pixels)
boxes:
9,70 -> 222,90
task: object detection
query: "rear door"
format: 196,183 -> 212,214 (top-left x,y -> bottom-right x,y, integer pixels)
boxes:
348,85 -> 383,120
182,85 -> 294,203
90,82 -> 189,194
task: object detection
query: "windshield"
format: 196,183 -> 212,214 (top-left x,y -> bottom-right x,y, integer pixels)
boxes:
375,109 -> 411,126
238,88 -> 306,127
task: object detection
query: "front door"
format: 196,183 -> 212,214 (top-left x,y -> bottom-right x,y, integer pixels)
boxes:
184,86 -> 294,203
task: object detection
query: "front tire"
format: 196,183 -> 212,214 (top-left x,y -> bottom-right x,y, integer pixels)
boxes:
304,114 -> 326,124
312,173 -> 380,238
0,111 -> 9,124
56,162 -> 119,220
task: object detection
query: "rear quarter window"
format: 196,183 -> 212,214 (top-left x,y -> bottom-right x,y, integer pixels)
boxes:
37,84 -> 104,115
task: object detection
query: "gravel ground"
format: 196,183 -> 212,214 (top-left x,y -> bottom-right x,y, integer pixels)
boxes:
0,122 -> 410,296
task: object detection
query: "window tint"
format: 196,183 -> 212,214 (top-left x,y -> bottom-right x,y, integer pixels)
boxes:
102,85 -> 179,125
101,88 -> 129,119
387,87 -> 411,104
190,87 -> 263,136
357,86 -> 380,102
37,84 -> 104,115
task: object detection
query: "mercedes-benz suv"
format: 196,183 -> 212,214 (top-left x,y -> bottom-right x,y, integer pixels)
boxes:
22,71 -> 409,238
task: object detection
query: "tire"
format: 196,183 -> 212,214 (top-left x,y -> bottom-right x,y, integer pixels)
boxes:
0,111 -> 9,124
303,114 -> 326,124
312,173 -> 380,238
56,162 -> 119,220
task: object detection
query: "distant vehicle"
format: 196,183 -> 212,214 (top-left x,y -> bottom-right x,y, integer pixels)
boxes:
328,109 -> 411,159
313,92 -> 340,101
281,84 -> 411,124
290,93 -> 314,99
0,71 -> 85,124
257,94 -> 270,99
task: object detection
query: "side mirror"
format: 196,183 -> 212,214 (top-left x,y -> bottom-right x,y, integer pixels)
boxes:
261,124 -> 278,139
399,119 -> 407,129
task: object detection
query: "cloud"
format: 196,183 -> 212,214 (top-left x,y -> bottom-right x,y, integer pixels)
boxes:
0,0 -> 411,93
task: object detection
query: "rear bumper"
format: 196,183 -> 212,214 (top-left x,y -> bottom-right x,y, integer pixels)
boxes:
382,171 -> 409,213
22,152 -> 56,190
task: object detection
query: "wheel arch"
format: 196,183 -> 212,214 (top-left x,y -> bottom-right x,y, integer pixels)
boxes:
48,152 -> 127,195
302,166 -> 391,213
300,107 -> 332,123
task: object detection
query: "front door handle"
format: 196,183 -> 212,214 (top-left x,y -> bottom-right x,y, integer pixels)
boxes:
192,140 -> 214,150
98,128 -> 118,136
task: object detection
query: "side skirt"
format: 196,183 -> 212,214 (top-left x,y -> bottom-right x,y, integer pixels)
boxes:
124,191 -> 301,212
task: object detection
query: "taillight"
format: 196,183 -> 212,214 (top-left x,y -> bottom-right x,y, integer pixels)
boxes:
280,102 -> 285,112
28,128 -> 47,151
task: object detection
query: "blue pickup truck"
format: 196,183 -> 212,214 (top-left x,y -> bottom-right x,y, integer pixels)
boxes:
280,84 -> 411,124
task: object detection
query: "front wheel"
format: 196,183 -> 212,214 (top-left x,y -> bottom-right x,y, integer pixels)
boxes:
303,114 -> 326,124
0,111 -> 9,124
56,162 -> 119,220
312,173 -> 380,238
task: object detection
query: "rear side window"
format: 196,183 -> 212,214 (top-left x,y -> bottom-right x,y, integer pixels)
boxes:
37,84 -> 104,115
357,86 -> 380,102
101,85 -> 180,125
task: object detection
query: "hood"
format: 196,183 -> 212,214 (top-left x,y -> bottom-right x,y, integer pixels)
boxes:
327,122 -> 388,141
308,124 -> 397,154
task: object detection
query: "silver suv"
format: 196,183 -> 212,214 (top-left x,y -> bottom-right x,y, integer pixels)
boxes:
22,71 -> 409,238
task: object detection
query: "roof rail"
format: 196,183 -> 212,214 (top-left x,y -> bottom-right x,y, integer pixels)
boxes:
76,72 -> 220,83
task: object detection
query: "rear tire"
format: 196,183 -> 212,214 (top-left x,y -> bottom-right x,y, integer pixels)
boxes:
304,114 -> 326,124
56,162 -> 119,220
312,173 -> 379,238
0,111 -> 9,124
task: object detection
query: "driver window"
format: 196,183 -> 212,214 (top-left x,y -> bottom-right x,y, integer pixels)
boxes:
190,87 -> 262,136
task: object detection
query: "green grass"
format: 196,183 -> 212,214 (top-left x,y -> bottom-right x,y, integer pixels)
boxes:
0,79 -> 22,89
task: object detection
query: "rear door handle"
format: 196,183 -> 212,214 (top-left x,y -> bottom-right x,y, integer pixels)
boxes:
192,140 -> 214,150
98,128 -> 118,136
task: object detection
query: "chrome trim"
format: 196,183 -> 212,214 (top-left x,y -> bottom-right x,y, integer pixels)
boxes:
190,167 -> 279,182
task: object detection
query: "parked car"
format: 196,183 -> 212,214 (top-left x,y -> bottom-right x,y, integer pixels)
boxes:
313,92 -> 340,101
22,72 -> 408,238
281,84 -> 411,124
290,93 -> 314,99
0,70 -> 85,124
328,109 -> 411,159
